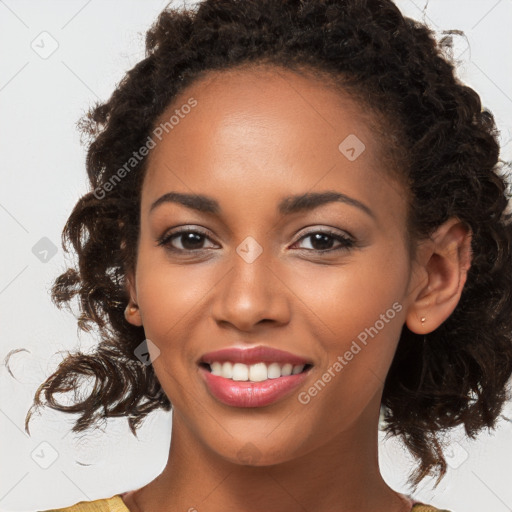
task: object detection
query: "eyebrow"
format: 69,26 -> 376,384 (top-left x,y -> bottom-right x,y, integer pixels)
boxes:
149,190 -> 375,219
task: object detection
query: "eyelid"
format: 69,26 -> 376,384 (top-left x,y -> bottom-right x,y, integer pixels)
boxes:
293,225 -> 355,242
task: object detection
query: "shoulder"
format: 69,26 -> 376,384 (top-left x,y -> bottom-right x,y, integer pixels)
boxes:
412,503 -> 453,511
38,494 -> 129,512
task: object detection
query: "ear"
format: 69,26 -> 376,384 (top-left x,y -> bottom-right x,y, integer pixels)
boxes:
405,218 -> 472,335
124,270 -> 143,327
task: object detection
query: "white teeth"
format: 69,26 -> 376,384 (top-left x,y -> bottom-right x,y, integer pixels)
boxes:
232,363 -> 249,381
281,363 -> 293,376
210,362 -> 223,376
292,364 -> 305,375
267,362 -> 281,379
249,362 -> 267,382
222,361 -> 233,378
207,361 -> 307,381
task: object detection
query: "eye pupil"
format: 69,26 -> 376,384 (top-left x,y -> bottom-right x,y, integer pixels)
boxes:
310,233 -> 335,251
181,232 -> 204,250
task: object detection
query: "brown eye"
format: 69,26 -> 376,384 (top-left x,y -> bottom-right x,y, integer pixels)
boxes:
293,230 -> 354,253
157,229 -> 217,252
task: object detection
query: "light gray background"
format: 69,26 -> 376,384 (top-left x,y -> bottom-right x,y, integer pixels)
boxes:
1,1 -> 511,511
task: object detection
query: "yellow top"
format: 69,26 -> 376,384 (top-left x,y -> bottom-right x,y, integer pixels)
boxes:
40,495 -> 128,512
39,494 -> 452,512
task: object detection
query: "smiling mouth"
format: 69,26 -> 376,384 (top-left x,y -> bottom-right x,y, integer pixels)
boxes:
199,361 -> 313,382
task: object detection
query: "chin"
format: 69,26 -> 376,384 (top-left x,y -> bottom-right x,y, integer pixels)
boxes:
210,437 -> 307,468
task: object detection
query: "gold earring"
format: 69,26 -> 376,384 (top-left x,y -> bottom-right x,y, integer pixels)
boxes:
124,303 -> 139,320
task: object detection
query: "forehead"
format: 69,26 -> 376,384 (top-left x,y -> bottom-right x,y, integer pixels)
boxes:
141,65 -> 405,226
147,65 -> 381,167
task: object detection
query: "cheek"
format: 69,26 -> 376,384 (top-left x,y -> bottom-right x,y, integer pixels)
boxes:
294,288 -> 405,434
289,252 -> 407,344
134,244 -> 218,336
288,249 -> 408,408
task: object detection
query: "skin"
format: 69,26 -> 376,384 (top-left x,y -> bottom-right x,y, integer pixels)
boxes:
123,65 -> 472,512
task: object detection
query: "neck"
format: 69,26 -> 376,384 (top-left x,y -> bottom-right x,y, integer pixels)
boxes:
128,392 -> 409,512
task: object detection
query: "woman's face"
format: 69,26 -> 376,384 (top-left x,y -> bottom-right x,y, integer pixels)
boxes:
127,66 -> 421,465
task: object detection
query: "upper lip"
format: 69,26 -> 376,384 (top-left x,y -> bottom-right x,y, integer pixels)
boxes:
199,345 -> 312,366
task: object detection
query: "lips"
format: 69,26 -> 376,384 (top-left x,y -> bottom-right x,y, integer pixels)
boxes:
199,345 -> 312,366
197,345 -> 314,408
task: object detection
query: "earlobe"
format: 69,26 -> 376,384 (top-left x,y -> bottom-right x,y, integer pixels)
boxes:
124,271 -> 143,327
406,218 -> 472,335
124,302 -> 143,326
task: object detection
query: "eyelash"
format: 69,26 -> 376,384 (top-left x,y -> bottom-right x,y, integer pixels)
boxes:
156,227 -> 355,255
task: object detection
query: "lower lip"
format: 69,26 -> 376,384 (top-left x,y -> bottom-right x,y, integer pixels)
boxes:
198,365 -> 311,408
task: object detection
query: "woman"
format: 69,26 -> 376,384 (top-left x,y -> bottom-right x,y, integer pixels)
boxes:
25,0 -> 512,510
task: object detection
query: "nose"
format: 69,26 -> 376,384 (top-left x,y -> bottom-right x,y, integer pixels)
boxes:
210,243 -> 291,333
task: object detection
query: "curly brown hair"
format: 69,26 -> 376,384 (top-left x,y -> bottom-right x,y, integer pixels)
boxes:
13,0 -> 512,490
